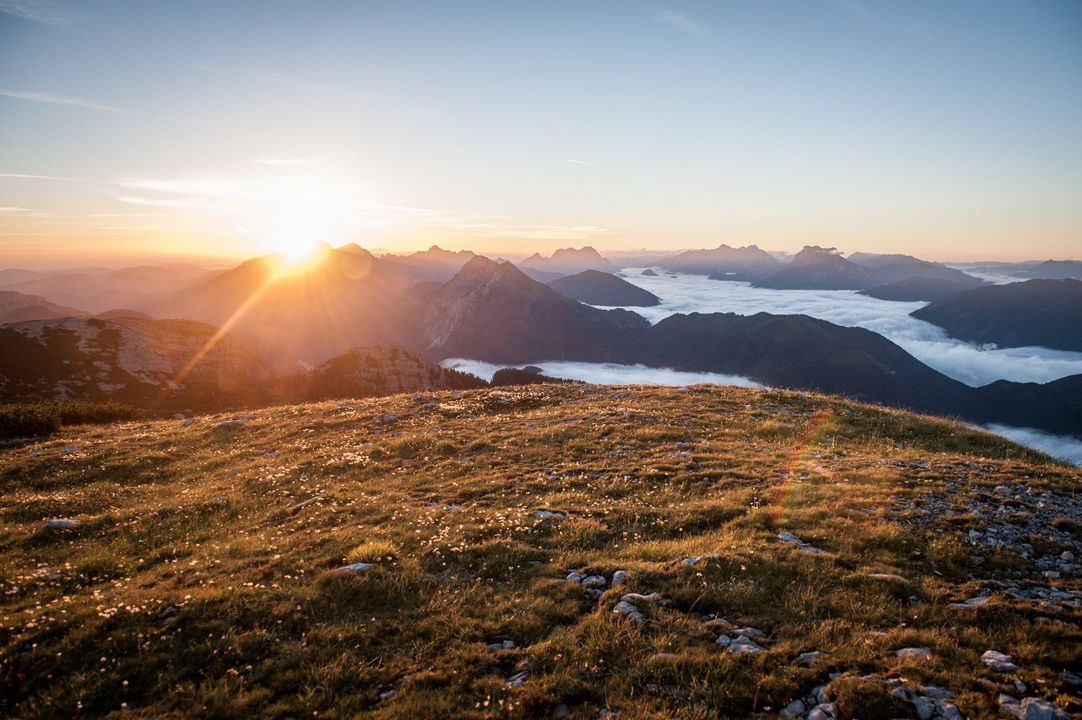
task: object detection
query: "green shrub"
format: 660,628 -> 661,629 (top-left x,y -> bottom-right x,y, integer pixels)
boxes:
0,401 -> 137,439
0,403 -> 60,439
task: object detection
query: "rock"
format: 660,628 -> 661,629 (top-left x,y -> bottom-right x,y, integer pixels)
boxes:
335,562 -> 374,574
913,696 -> 936,720
613,601 -> 646,625
777,531 -> 827,554
44,518 -> 79,529
921,686 -> 952,699
867,573 -> 909,583
181,417 -> 196,426
611,570 -> 628,586
999,695 -> 1070,720
581,575 -> 607,589
896,646 -> 933,659
533,510 -> 566,520
982,649 -> 1019,673
488,640 -> 515,651
728,635 -> 765,655
780,699 -> 807,717
935,699 -> 963,720
1059,670 -> 1081,686
619,592 -> 662,604
507,670 -> 529,688
378,689 -> 397,702
215,418 -> 245,429
729,626 -> 765,638
948,596 -> 992,609
555,705 -> 569,719
715,635 -> 731,647
566,571 -> 585,583
796,650 -> 825,665
807,702 -> 838,720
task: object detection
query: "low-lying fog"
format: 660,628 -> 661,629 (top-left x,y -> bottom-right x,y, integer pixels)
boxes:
611,270 -> 1082,387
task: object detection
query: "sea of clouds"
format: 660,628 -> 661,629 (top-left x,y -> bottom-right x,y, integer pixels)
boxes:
441,359 -> 762,388
442,269 -> 1082,465
610,270 -> 1082,387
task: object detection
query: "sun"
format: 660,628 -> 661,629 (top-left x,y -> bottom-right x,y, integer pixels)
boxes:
257,203 -> 337,274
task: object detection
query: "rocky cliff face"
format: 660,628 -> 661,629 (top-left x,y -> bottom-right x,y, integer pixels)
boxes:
0,317 -> 270,409
300,344 -> 487,400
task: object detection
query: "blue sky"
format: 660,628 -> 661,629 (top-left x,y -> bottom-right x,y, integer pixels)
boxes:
1,0 -> 1080,265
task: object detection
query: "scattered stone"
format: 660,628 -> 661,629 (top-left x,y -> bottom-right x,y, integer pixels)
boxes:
488,640 -> 515,651
44,518 -> 79,529
335,562 -> 374,574
214,419 -> 245,429
566,571 -> 585,583
715,635 -> 731,647
866,573 -> 909,583
778,531 -> 827,555
896,646 -> 933,660
507,670 -> 529,688
181,417 -> 196,426
581,575 -> 607,589
727,635 -> 765,655
533,510 -> 566,520
806,702 -> 838,720
796,650 -> 826,665
1059,670 -> 1081,686
378,689 -> 397,702
781,699 -> 807,717
998,695 -> 1070,720
947,596 -> 992,609
613,601 -> 646,625
982,649 -> 1019,673
611,570 -> 628,586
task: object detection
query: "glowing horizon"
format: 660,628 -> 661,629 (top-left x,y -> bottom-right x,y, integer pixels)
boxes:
1,1 -> 1080,267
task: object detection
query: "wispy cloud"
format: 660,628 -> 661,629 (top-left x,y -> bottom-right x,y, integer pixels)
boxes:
117,195 -> 223,210
0,0 -> 71,27
565,158 -> 594,166
655,9 -> 709,35
0,172 -> 82,181
254,155 -> 327,167
0,88 -> 121,113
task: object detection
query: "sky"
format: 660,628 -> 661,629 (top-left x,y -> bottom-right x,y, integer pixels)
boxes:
1,0 -> 1080,267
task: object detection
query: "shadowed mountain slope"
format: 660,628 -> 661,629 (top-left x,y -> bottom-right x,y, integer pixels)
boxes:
912,279 -> 1082,352
547,269 -> 661,307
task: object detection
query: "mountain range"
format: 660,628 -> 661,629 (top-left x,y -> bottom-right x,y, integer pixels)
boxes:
3,245 -> 1080,439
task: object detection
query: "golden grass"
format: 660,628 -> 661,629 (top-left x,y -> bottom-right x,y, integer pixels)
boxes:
0,384 -> 1077,718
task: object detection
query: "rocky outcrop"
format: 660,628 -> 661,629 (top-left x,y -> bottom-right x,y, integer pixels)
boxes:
299,344 -> 486,400
0,317 -> 270,410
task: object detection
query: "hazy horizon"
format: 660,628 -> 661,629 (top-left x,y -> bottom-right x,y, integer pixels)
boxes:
3,0 -> 1081,265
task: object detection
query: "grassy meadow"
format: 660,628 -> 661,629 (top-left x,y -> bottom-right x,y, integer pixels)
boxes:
0,384 -> 1078,718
